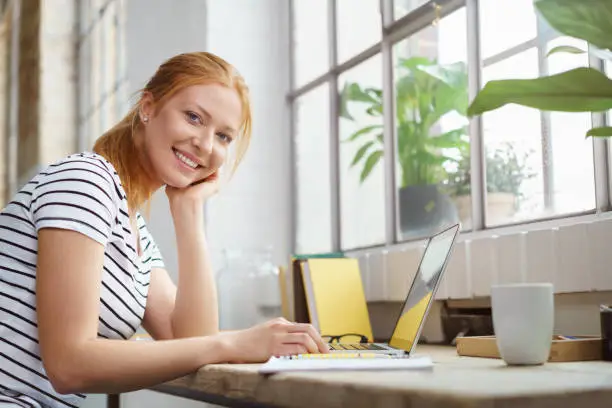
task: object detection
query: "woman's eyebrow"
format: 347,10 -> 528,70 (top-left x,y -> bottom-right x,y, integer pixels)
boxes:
193,103 -> 237,134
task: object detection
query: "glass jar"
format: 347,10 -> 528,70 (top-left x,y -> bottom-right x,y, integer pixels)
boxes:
216,247 -> 281,330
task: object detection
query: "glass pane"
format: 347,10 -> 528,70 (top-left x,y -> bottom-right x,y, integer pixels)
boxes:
338,54 -> 385,249
90,108 -> 100,148
482,49 -> 540,227
91,22 -> 101,118
103,94 -> 116,133
295,84 -> 333,254
293,0 -> 329,88
394,0 -> 430,21
117,0 -> 127,82
545,36 -> 595,216
393,8 -> 469,240
78,35 -> 91,124
103,2 -> 117,97
481,43 -> 594,228
336,0 -> 381,63
116,79 -> 129,120
80,0 -> 92,35
479,0 -> 537,60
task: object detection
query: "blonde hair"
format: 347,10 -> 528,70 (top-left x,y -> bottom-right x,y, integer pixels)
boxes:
93,52 -> 252,214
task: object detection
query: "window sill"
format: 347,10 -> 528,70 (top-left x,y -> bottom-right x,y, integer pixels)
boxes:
348,211 -> 612,302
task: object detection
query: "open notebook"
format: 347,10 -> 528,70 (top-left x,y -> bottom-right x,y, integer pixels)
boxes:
258,354 -> 433,373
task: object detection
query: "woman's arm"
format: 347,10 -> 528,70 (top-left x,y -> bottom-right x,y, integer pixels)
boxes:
36,228 -> 228,395
169,201 -> 218,338
37,228 -> 329,395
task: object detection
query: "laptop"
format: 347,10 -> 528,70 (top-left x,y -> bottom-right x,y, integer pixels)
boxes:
326,223 -> 460,357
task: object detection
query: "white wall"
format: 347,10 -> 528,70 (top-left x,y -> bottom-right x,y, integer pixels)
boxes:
125,0 -> 210,279
204,0 -> 291,329
205,0 -> 292,270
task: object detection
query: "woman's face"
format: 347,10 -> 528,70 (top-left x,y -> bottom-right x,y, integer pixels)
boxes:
139,83 -> 242,189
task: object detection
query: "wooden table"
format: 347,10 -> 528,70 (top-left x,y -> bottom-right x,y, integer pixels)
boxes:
149,346 -> 612,408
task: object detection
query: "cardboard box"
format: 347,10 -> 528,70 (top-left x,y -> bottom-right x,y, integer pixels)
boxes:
456,335 -> 602,362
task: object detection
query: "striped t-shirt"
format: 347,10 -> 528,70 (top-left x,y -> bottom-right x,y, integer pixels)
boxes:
0,152 -> 165,407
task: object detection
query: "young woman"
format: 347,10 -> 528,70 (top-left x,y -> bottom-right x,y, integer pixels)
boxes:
0,52 -> 328,408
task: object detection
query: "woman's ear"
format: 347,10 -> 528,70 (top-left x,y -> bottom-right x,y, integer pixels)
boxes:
139,91 -> 156,123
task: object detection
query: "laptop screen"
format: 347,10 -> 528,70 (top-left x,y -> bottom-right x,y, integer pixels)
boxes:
388,224 -> 459,353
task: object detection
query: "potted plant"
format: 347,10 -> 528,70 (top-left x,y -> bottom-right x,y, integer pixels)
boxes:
445,143 -> 536,229
340,56 -> 469,238
467,0 -> 612,138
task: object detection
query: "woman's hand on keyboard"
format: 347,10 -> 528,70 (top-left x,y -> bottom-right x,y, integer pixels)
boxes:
221,317 -> 330,363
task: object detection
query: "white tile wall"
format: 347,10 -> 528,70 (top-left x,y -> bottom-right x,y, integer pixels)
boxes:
354,215 -> 612,301
587,219 -> 612,291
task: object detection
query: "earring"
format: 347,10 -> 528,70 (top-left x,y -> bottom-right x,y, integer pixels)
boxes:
143,116 -> 149,123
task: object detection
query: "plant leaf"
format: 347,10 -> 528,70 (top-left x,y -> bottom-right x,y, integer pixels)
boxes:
536,0 -> 612,51
418,61 -> 468,89
339,82 -> 381,120
467,67 -> 612,116
428,128 -> 469,148
586,126 -> 612,138
343,124 -> 383,142
398,56 -> 434,71
546,45 -> 586,57
360,150 -> 383,183
351,141 -> 374,167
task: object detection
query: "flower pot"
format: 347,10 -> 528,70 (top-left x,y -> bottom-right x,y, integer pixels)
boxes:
398,184 -> 459,240
451,192 -> 517,229
487,192 -> 517,226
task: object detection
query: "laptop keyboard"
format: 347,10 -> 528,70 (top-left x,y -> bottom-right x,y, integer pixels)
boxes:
329,343 -> 387,351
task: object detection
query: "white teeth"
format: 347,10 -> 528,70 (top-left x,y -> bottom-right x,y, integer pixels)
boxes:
174,150 -> 198,169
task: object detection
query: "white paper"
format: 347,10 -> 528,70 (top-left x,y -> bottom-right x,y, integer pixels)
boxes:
258,355 -> 434,374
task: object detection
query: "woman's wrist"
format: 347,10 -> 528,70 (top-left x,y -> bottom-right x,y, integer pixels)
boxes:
199,332 -> 235,365
170,199 -> 205,227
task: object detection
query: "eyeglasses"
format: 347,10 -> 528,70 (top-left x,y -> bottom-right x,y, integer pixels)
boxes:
321,333 -> 369,344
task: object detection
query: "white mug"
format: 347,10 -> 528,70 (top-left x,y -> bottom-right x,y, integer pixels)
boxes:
491,283 -> 554,365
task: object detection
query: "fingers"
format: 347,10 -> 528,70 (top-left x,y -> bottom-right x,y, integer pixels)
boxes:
275,344 -> 308,357
283,333 -> 319,354
204,172 -> 219,182
285,323 -> 330,354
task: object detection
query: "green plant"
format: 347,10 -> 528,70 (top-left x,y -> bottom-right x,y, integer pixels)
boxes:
340,56 -> 470,187
446,143 -> 536,201
467,0 -> 612,138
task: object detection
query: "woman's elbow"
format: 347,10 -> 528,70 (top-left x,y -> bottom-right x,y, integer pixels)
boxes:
45,359 -> 89,395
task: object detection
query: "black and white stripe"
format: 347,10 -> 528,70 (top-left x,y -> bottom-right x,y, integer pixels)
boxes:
0,152 -> 165,407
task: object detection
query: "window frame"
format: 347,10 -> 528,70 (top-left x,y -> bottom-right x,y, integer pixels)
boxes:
76,0 -> 128,150
288,0 -> 611,253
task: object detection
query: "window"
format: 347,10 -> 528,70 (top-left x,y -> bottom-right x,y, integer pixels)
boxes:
339,54 -> 386,248
479,0 -> 537,61
480,0 -> 595,226
394,0 -> 431,21
336,0 -> 380,63
289,0 -> 604,253
77,0 -> 128,149
393,8 -> 468,239
295,84 -> 333,253
292,0 -> 329,88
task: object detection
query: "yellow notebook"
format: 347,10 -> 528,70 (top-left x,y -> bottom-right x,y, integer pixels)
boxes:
278,266 -> 291,320
301,258 -> 373,342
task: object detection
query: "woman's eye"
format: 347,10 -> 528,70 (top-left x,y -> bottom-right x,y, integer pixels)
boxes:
186,111 -> 202,124
217,133 -> 233,143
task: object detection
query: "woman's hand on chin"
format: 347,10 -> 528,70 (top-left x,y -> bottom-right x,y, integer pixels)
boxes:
165,172 -> 219,212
